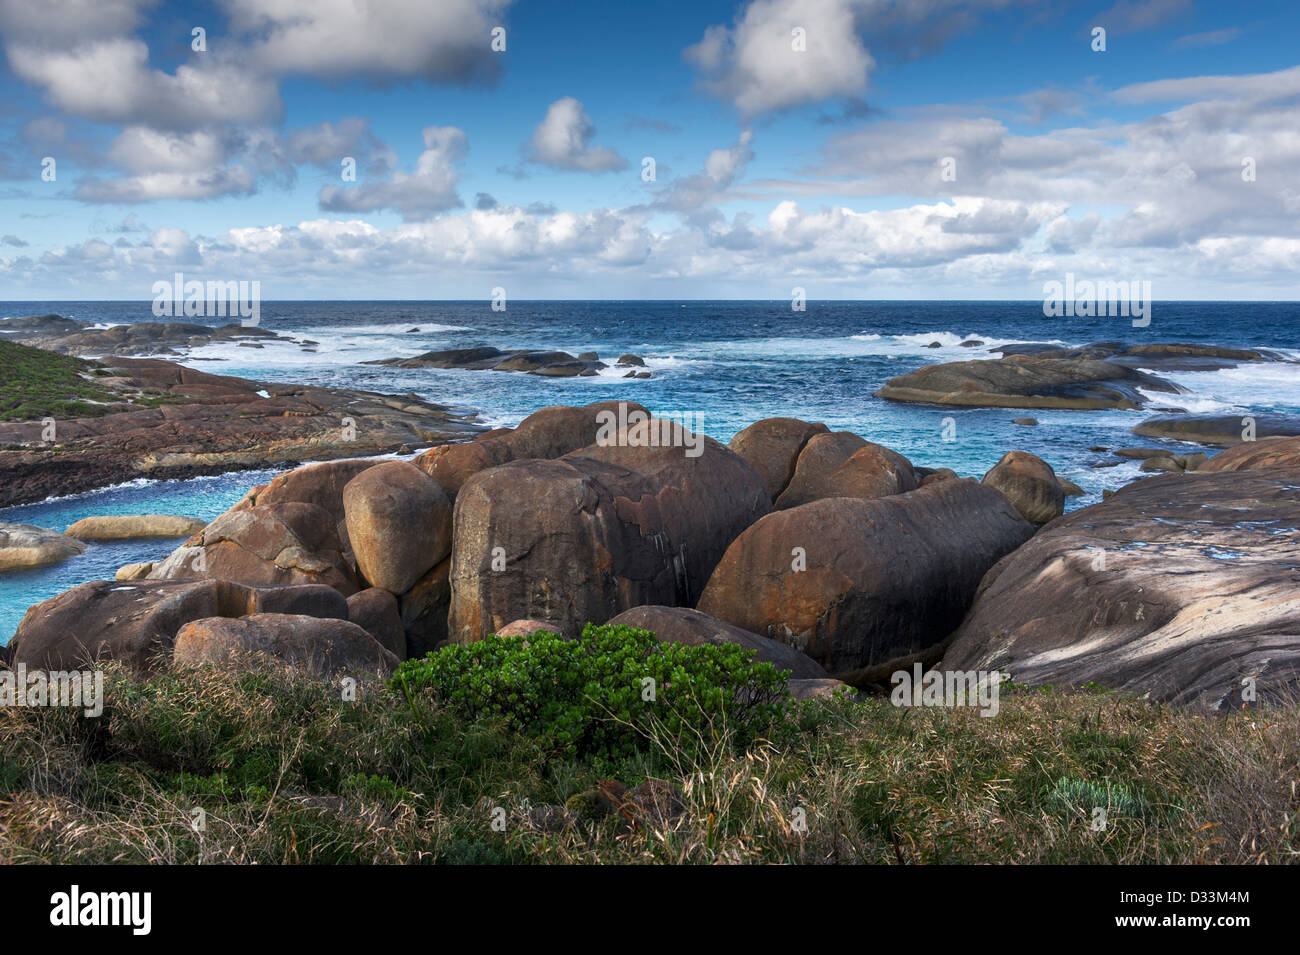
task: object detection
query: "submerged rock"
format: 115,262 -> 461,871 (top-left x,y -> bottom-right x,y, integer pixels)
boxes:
0,523 -> 85,573
65,514 -> 206,540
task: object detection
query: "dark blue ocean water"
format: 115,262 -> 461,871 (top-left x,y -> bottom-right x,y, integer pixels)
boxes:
2,300 -> 1298,642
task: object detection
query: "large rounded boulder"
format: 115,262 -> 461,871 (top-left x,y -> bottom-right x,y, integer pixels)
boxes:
980,451 -> 1065,524
697,479 -> 1035,676
728,417 -> 829,501
343,460 -> 451,594
774,432 -> 917,509
448,424 -> 771,643
174,613 -> 397,676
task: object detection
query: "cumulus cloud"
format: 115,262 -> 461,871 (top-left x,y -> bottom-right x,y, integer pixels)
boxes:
685,0 -> 1035,118
220,0 -> 513,84
528,98 -> 626,172
686,0 -> 873,119
318,126 -> 467,220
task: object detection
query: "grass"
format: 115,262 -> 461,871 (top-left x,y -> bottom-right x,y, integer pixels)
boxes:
0,339 -> 180,422
0,339 -> 122,422
0,660 -> 1295,864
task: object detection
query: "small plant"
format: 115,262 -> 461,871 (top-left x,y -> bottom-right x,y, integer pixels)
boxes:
390,623 -> 789,772
1044,775 -> 1151,820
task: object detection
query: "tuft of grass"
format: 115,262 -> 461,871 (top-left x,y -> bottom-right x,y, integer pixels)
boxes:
0,659 -> 1295,864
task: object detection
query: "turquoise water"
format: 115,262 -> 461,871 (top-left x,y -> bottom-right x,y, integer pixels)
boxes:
3,300 -> 1299,642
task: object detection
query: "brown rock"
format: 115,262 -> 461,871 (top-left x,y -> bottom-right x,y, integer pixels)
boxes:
788,678 -> 854,700
346,588 -> 406,659
173,614 -> 397,676
398,559 -> 450,658
343,461 -> 451,594
496,618 -> 563,638
1201,436 -> 1300,472
148,502 -> 358,594
0,523 -> 85,573
727,417 -> 829,501
64,514 -> 207,540
697,480 -> 1035,675
981,451 -> 1065,524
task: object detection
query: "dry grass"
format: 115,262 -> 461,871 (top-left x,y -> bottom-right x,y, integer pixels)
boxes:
0,663 -> 1295,864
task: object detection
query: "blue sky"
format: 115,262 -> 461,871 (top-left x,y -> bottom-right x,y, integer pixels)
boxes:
1,0 -> 1298,299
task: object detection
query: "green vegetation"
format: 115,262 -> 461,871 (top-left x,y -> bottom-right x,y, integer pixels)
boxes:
0,632 -> 1296,864
393,624 -> 788,772
0,339 -> 119,421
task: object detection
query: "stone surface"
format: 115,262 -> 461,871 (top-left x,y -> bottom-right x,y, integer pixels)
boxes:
981,451 -> 1065,524
65,514 -> 206,540
147,502 -> 359,594
942,469 -> 1300,711
174,614 -> 397,676
1132,413 -> 1300,447
697,479 -> 1035,676
876,355 -> 1180,410
1201,436 -> 1300,472
727,417 -> 829,501
346,588 -> 407,659
0,523 -> 85,573
776,436 -> 918,509
448,427 -> 770,643
0,354 -> 481,508
343,461 -> 451,594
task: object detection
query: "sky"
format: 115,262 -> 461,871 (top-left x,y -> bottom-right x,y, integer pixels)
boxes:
0,0 -> 1297,300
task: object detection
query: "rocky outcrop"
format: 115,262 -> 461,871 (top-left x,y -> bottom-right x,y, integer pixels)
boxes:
173,614 -> 397,676
448,427 -> 770,643
981,451 -> 1065,524
414,400 -> 648,497
0,355 -> 482,507
369,346 -> 615,378
942,469 -> 1300,710
775,432 -> 917,509
0,316 -> 284,356
0,523 -> 85,573
876,355 -> 1180,410
727,417 -> 829,501
343,461 -> 451,594
1132,413 -> 1300,447
994,340 -> 1290,371
7,579 -> 349,671
697,480 -> 1035,676
148,502 -> 359,594
65,514 -> 206,540
606,605 -> 828,678
1201,436 -> 1300,472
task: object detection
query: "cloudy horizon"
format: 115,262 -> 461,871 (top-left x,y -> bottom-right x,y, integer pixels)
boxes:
1,0 -> 1297,301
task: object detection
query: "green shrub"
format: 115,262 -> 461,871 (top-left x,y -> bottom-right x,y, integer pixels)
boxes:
391,623 -> 789,772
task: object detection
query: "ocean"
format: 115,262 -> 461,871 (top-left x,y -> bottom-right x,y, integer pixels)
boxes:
3,299 -> 1299,643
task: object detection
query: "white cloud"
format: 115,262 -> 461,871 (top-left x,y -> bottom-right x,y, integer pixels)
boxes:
318,126 -> 467,220
221,0 -> 513,84
686,0 -> 874,118
528,98 -> 626,172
